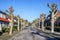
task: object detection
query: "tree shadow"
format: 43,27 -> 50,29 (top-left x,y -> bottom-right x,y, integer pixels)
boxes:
0,32 -> 3,36
31,31 -> 60,40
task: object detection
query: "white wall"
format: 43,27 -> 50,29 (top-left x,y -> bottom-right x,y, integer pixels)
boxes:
0,13 -> 6,18
0,22 -> 2,31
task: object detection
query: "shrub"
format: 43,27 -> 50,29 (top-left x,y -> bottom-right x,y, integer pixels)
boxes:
19,23 -> 21,29
12,26 -> 17,31
2,27 -> 6,33
2,27 -> 10,33
54,27 -> 60,32
5,27 -> 10,33
45,26 -> 51,30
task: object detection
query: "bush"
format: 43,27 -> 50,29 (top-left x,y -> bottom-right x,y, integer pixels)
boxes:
54,27 -> 60,32
19,23 -> 21,29
2,27 -> 10,33
45,26 -> 51,30
12,26 -> 17,31
5,27 -> 10,33
46,26 -> 60,32
2,27 -> 6,33
2,26 -> 18,33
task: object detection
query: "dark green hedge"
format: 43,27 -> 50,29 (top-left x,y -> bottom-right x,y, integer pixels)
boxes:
45,26 -> 60,32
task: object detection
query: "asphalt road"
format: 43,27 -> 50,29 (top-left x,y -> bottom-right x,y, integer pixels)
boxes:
8,26 -> 60,40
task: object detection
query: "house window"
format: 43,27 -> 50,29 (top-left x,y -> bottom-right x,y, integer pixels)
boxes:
0,13 -> 2,18
48,17 -> 50,19
2,14 -> 6,18
0,13 -> 6,18
0,13 -> 1,17
14,19 -> 16,22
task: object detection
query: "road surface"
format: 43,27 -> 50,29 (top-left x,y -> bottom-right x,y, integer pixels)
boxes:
8,26 -> 59,40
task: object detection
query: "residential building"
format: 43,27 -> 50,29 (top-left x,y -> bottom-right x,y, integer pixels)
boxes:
45,11 -> 60,26
0,11 -> 18,31
0,11 -> 9,31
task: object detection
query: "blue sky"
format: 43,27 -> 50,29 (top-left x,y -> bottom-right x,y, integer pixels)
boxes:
0,0 -> 60,22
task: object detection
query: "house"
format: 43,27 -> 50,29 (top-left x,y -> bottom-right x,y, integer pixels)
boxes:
14,17 -> 18,26
45,11 -> 60,26
0,11 -> 9,31
0,11 -> 18,31
54,11 -> 60,26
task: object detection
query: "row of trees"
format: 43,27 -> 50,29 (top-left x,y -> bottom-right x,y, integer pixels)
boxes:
6,6 -> 29,36
32,3 -> 57,33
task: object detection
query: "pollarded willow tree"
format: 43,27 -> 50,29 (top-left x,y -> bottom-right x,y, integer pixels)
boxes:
40,13 -> 46,31
20,19 -> 25,29
34,19 -> 37,27
36,19 -> 39,27
21,19 -> 24,27
24,20 -> 27,26
35,19 -> 38,27
6,6 -> 14,36
48,3 -> 57,33
38,18 -> 41,28
25,20 -> 29,26
19,18 -> 23,30
32,20 -> 36,27
16,15 -> 20,31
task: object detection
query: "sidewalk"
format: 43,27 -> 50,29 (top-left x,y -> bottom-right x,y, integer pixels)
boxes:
34,27 -> 60,37
44,30 -> 60,35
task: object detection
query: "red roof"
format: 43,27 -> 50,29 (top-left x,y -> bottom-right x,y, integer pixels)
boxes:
0,18 -> 9,22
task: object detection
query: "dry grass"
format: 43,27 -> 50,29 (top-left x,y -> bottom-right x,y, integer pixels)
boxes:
0,32 -> 10,40
0,30 -> 21,40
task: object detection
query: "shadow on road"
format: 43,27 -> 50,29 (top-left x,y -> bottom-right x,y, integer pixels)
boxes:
23,26 -> 60,40
31,31 -> 60,40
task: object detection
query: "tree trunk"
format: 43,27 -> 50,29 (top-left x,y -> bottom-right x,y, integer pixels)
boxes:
9,18 -> 13,36
0,22 -> 2,32
39,20 -> 40,29
20,21 -> 22,30
18,19 -> 19,31
42,19 -> 44,31
51,12 -> 54,33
